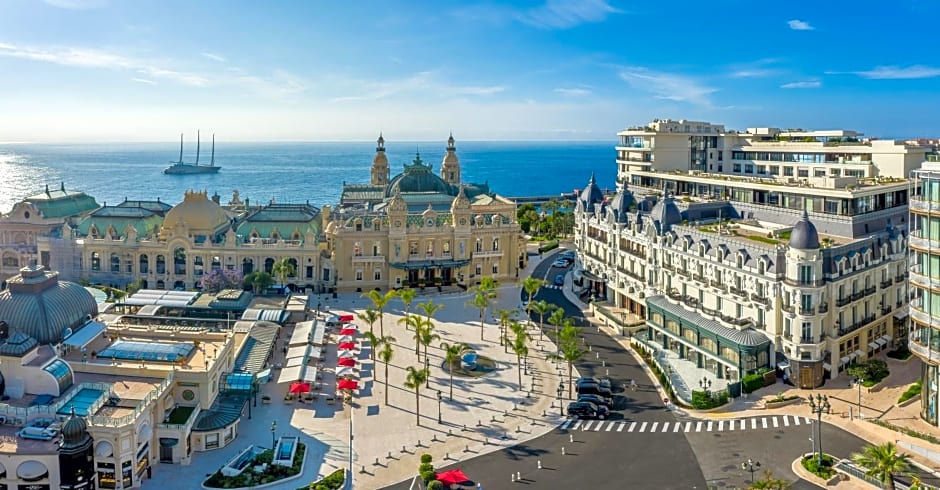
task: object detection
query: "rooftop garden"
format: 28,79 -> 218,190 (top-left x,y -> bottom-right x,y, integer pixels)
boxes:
205,443 -> 306,489
164,405 -> 195,425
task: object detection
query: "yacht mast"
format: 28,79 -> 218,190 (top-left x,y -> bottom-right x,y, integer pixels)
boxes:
210,133 -> 215,167
178,133 -> 184,164
195,130 -> 201,165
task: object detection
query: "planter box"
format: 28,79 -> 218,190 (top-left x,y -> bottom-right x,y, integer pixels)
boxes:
897,393 -> 921,408
765,397 -> 802,409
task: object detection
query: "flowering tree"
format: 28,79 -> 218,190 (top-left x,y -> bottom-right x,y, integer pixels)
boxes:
200,269 -> 243,293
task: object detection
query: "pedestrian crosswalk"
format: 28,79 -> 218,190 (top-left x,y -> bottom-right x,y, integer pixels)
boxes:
558,415 -> 813,434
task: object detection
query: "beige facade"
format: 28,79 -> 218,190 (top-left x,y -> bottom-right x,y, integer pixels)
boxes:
328,135 -> 526,291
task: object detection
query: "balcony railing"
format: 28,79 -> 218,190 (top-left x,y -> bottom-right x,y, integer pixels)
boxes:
799,336 -> 818,344
783,305 -> 795,314
818,303 -> 829,314
838,315 -> 876,336
799,306 -> 816,315
352,254 -> 386,263
896,273 -> 908,283
910,340 -> 938,361
751,294 -> 770,306
881,307 -> 892,316
864,286 -> 877,296
730,287 -> 747,298
693,274 -> 707,284
836,297 -> 852,307
880,279 -> 893,289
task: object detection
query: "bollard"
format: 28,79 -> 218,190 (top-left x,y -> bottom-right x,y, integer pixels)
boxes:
606,368 -> 609,377
465,445 -> 470,452
542,410 -> 546,417
418,440 -> 422,447
514,403 -> 518,411
484,437 -> 489,445
538,460 -> 542,469
491,415 -> 497,423
569,434 -> 574,443
374,457 -> 379,466
387,451 -> 392,459
445,452 -> 450,460
602,360 -> 606,367
448,429 -> 453,437
360,465 -> 366,473
401,445 -> 407,453
463,424 -> 468,432
478,419 -> 483,427
516,425 -> 521,433
562,446 -> 566,455
517,471 -> 521,481
432,434 -> 438,442
595,352 -> 599,359
512,473 -> 516,483
504,409 -> 509,417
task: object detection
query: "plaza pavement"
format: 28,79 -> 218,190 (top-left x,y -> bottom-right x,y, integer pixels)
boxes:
153,246 -> 574,489
563,279 -> 940,481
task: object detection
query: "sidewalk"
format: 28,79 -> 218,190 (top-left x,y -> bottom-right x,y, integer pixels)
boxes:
564,286 -> 940,477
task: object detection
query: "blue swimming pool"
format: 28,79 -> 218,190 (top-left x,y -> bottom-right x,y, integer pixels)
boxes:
98,340 -> 195,363
57,388 -> 105,416
272,436 -> 298,467
277,438 -> 295,460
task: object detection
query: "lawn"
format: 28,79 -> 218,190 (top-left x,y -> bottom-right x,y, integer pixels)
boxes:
165,406 -> 195,425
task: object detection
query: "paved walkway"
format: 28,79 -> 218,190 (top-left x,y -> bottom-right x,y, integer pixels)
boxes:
561,280 -> 940,481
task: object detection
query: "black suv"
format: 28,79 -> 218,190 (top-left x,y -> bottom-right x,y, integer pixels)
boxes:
577,393 -> 613,409
577,376 -> 612,390
577,382 -> 613,398
567,401 -> 610,420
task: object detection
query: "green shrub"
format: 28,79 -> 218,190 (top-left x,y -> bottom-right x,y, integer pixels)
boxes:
420,453 -> 433,464
419,463 -> 434,474
898,381 -> 923,404
868,418 -> 940,445
427,481 -> 444,490
420,470 -> 436,484
299,468 -> 344,490
538,241 -> 559,253
742,373 -> 764,394
691,390 -> 729,409
886,346 -> 911,360
801,454 -> 835,479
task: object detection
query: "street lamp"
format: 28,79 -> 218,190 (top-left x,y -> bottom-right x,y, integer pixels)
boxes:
808,394 -> 831,465
620,310 -> 626,337
436,390 -> 443,424
270,420 -> 277,449
556,384 -> 564,416
741,458 -> 761,483
699,377 -> 712,394
854,376 -> 864,419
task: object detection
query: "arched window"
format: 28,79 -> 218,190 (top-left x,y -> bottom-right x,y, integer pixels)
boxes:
156,255 -> 166,274
475,239 -> 482,253
492,238 -> 499,251
91,252 -> 101,271
292,232 -> 301,241
287,258 -> 298,275
173,247 -> 186,275
211,256 -> 221,270
426,241 -> 434,256
139,254 -> 149,274
2,254 -> 18,268
264,258 -> 275,274
89,225 -> 99,239
242,258 -> 254,276
194,257 -> 204,276
442,241 -> 450,255
156,280 -> 165,289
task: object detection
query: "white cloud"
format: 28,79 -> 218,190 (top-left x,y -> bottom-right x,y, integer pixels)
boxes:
555,87 -> 592,96
130,78 -> 155,85
453,0 -> 622,30
0,41 -> 307,94
43,0 -> 107,9
839,65 -> 940,79
780,80 -> 821,89
201,52 -> 226,63
452,85 -> 506,96
618,67 -> 716,106
330,71 -> 504,102
519,0 -> 623,29
788,19 -> 814,31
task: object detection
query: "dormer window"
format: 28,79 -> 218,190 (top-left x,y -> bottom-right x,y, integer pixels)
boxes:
292,232 -> 301,241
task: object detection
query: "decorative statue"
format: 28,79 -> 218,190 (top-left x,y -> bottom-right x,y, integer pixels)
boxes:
394,243 -> 401,258
458,240 -> 465,258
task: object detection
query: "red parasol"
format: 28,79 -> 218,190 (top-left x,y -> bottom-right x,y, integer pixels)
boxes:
337,357 -> 356,367
338,342 -> 357,350
288,382 -> 310,394
436,469 -> 470,486
339,328 -> 357,336
337,379 -> 358,390
339,314 -> 354,322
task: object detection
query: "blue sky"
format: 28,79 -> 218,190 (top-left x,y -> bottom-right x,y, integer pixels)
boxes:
1,0 -> 938,142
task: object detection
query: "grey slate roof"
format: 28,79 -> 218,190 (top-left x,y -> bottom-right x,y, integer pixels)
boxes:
647,295 -> 771,348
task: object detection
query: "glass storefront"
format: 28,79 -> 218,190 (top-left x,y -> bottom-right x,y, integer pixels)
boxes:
923,363 -> 938,426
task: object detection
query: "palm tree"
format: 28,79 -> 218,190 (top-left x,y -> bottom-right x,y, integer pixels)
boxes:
508,321 -> 529,390
417,299 -> 444,325
440,342 -> 471,400
362,331 -> 379,361
377,341 -> 394,406
363,289 -> 399,338
403,366 -> 429,426
271,258 -> 295,292
559,199 -> 573,237
852,442 -> 912,490
548,306 -> 566,341
356,308 -> 379,336
244,271 -> 274,294
399,314 -> 425,359
468,277 -> 498,341
399,287 -> 416,317
418,321 -> 441,387
495,308 -> 513,352
748,470 -> 790,490
550,323 -> 585,399
530,300 -> 554,341
521,277 -> 545,312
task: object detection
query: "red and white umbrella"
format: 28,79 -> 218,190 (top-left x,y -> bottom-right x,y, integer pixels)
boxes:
337,357 -> 356,367
338,342 -> 357,350
337,379 -> 358,390
338,334 -> 354,343
336,367 -> 356,378
338,350 -> 355,359
339,328 -> 357,336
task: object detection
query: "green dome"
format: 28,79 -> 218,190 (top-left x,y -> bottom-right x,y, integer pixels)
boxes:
385,153 -> 454,197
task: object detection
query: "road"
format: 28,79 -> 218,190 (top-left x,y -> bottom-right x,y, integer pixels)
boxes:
384,249 -> 940,489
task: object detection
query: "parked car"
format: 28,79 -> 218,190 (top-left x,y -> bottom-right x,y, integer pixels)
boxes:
553,273 -> 565,286
577,380 -> 613,397
551,259 -> 568,268
578,376 -> 613,391
577,393 -> 613,409
567,401 -> 609,420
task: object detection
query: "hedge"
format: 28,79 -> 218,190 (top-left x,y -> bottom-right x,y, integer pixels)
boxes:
538,241 -> 559,253
741,373 -> 765,394
898,381 -> 922,404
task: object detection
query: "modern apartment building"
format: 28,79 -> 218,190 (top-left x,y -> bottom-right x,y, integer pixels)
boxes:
575,120 -> 921,389
909,159 -> 940,427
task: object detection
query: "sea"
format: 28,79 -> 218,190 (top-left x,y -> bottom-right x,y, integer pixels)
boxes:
0,141 -> 617,213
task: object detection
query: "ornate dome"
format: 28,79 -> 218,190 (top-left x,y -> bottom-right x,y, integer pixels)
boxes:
0,262 -> 97,344
789,209 -> 820,249
650,193 -> 682,229
161,190 -> 230,236
579,173 -> 604,212
385,154 -> 453,197
60,408 -> 89,447
451,185 -> 470,211
609,189 -> 635,223
442,133 -> 458,165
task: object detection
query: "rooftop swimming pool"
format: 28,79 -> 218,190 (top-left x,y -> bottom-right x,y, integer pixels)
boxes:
57,388 -> 105,416
273,436 -> 298,467
98,340 -> 195,363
